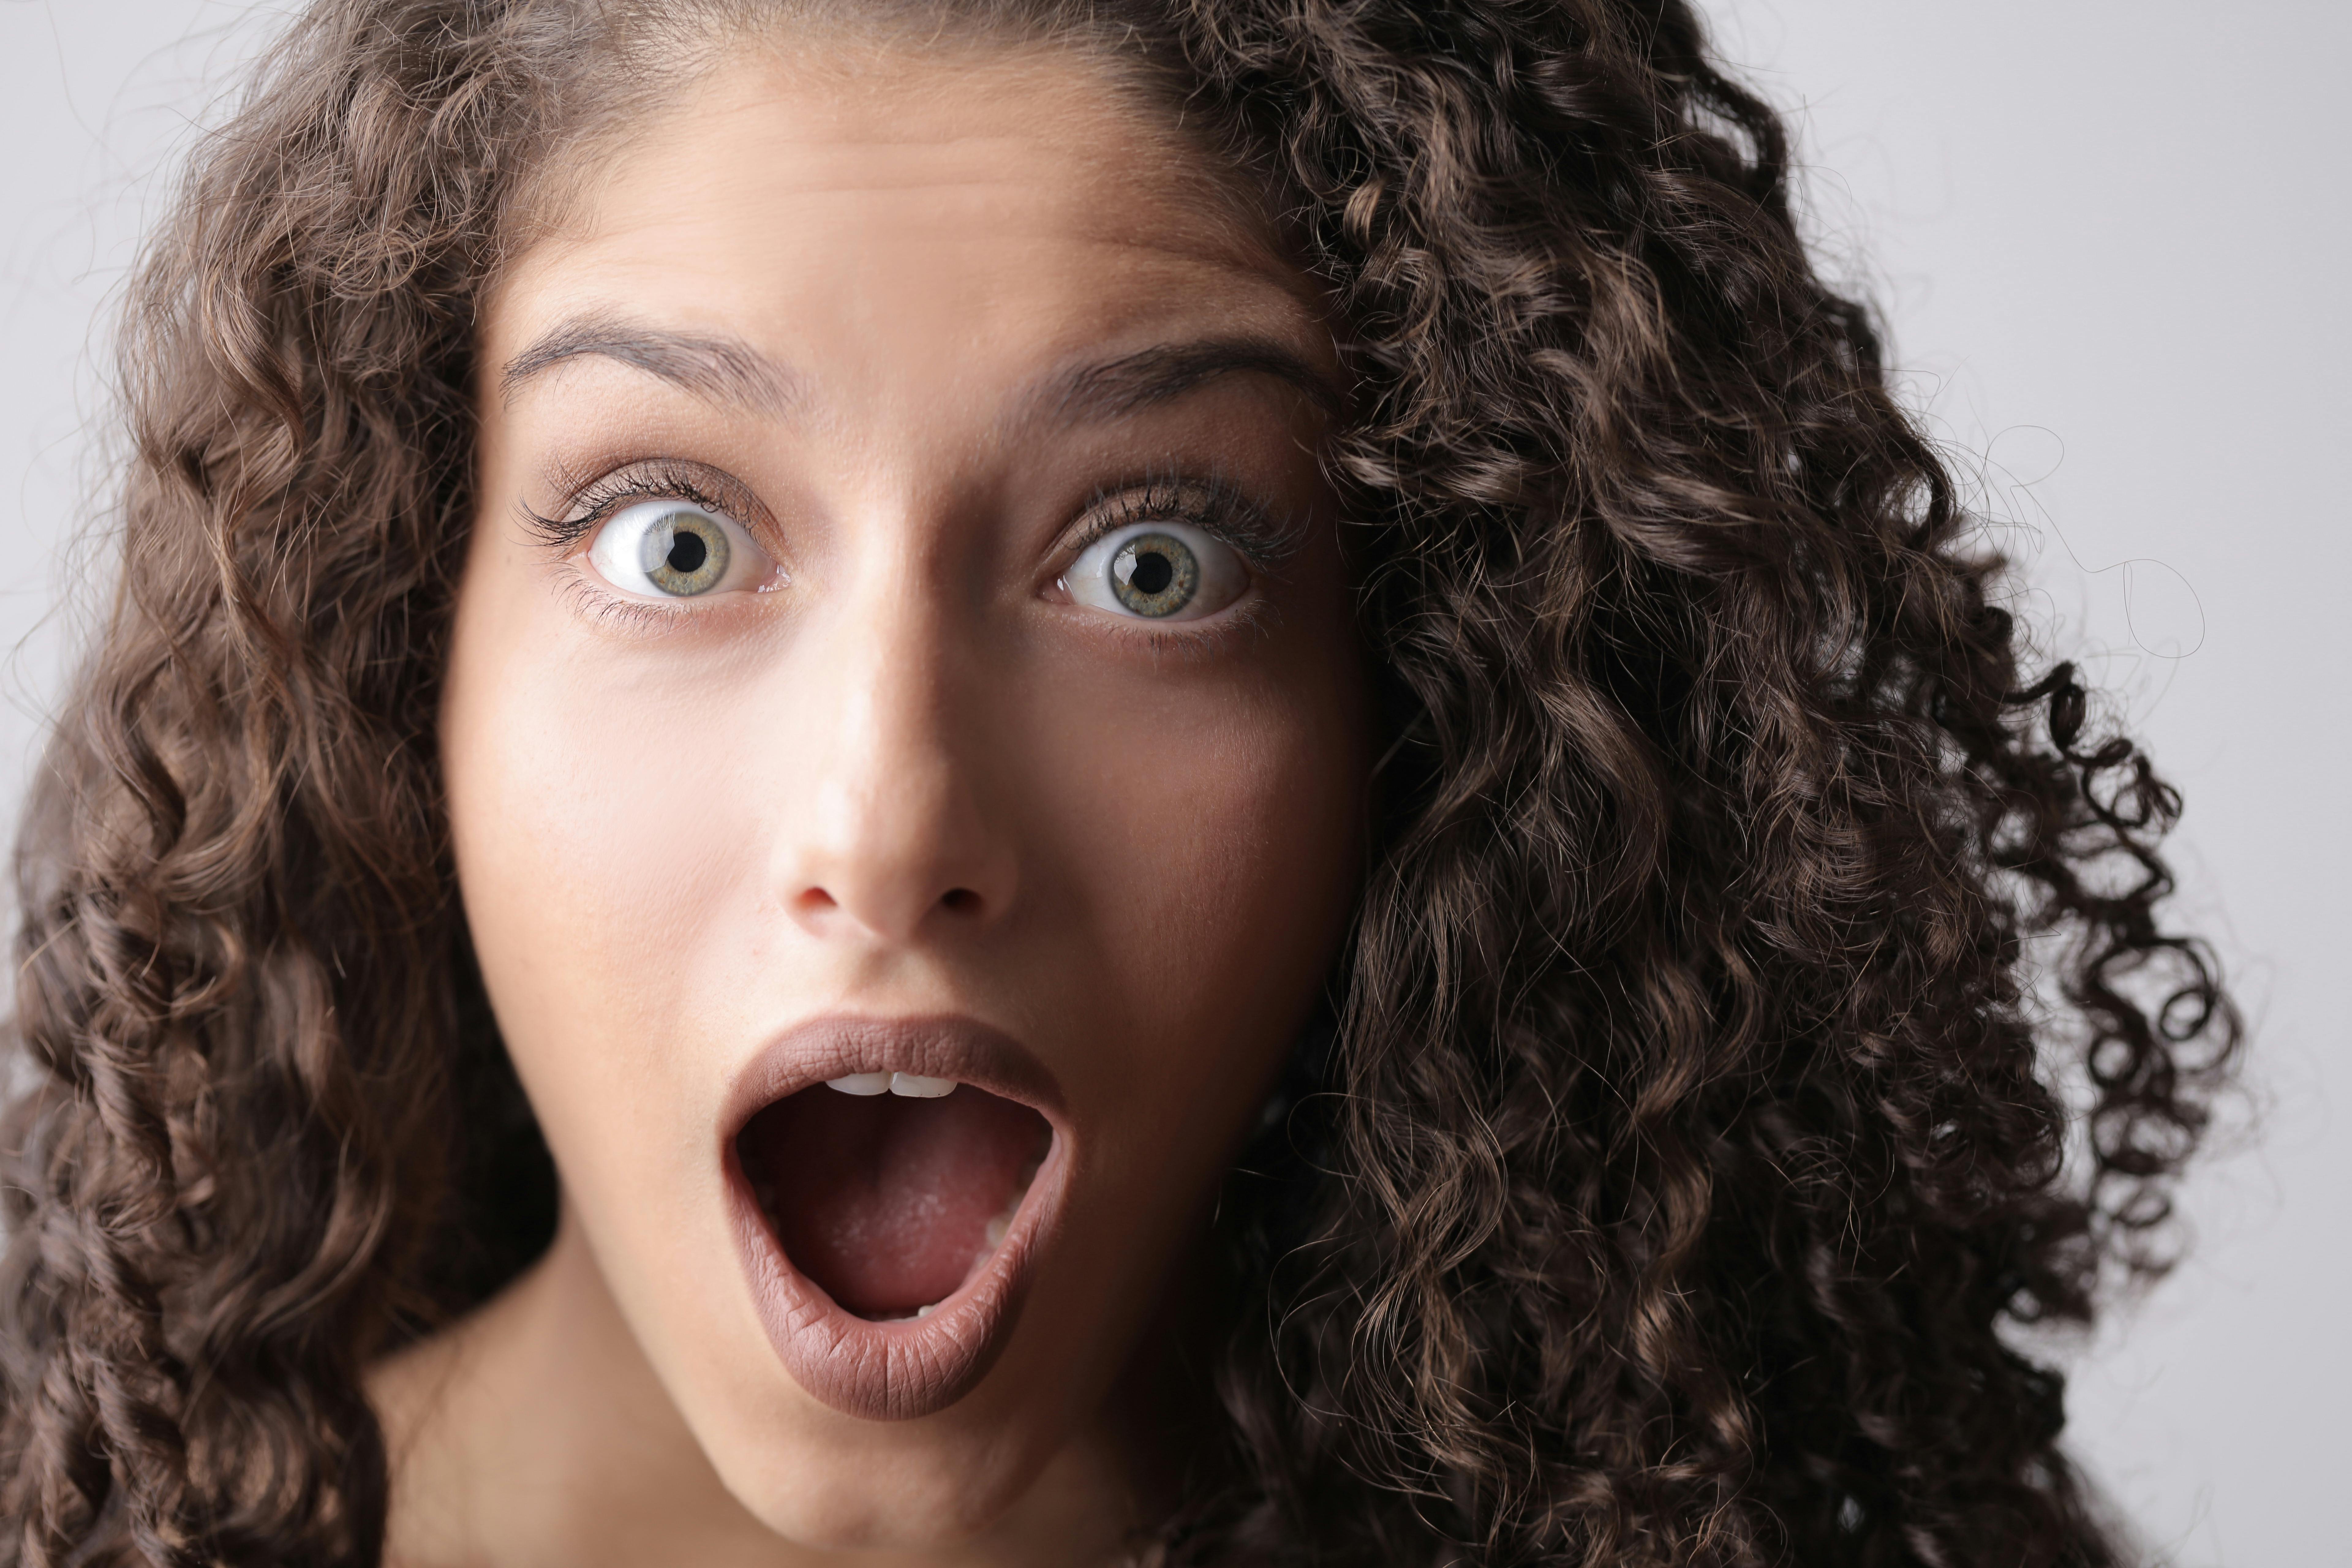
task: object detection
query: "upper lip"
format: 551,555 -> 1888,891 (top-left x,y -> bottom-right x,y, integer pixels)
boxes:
720,1011 -> 1069,1147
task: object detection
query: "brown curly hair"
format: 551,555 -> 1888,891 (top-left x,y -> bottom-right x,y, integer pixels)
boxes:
0,2 -> 2239,1565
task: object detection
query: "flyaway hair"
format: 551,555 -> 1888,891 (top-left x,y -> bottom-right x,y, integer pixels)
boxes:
1,3 -> 2237,1565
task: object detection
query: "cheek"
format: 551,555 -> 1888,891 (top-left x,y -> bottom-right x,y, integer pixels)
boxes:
1029,646 -> 1363,1181
1088,714 -> 1341,1002
438,586 -> 764,1180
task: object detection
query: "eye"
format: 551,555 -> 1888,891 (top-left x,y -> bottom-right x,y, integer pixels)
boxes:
1062,521 -> 1248,622
586,499 -> 771,599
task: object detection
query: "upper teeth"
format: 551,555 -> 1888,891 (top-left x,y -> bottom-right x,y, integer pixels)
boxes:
890,1073 -> 957,1098
824,1072 -> 958,1099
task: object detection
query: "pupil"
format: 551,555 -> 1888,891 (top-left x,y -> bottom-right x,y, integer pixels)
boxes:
667,529 -> 708,574
1130,550 -> 1174,595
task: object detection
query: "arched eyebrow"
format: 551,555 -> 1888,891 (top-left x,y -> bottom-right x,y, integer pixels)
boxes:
499,313 -> 799,413
1038,338 -> 1343,424
499,313 -> 1340,426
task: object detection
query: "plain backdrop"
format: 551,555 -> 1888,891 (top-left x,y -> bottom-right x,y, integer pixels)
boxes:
2,3 -> 2343,1563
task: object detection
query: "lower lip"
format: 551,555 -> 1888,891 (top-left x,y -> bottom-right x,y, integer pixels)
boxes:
722,1089 -> 1069,1422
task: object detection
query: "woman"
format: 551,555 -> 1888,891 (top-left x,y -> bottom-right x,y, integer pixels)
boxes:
0,1 -> 2237,1564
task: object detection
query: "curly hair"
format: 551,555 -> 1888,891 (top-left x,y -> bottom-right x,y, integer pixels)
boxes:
0,2 -> 2238,1565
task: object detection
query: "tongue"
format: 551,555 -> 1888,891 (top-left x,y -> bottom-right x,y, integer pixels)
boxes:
739,1084 -> 1048,1319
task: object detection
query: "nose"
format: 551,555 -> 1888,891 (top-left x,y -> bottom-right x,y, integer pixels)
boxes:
769,570 -> 1018,947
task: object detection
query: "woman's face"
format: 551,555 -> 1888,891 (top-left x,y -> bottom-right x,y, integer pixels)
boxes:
441,35 -> 1365,1549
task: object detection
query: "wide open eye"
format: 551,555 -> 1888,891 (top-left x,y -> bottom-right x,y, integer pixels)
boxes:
586,499 -> 771,599
1063,521 -> 1247,622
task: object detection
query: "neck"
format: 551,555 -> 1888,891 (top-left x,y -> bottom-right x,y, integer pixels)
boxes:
368,1212 -> 1149,1568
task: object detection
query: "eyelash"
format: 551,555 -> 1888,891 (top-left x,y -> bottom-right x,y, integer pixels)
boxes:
1056,474 -> 1301,656
521,460 -> 1300,637
1061,472 -> 1305,572
521,458 -> 756,554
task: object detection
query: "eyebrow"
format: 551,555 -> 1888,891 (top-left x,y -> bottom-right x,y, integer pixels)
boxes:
499,314 -> 1340,427
499,313 -> 798,413
1041,337 -> 1343,424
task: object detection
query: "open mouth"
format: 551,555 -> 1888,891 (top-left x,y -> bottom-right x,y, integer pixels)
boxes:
737,1072 -> 1053,1322
719,1015 -> 1070,1421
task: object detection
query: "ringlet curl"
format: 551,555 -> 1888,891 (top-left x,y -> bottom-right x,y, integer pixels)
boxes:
0,3 -> 2237,1566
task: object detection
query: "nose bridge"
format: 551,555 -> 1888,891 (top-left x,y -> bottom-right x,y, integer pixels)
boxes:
781,537 -> 1012,944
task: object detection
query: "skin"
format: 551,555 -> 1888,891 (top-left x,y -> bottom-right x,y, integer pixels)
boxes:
376,34 -> 1367,1568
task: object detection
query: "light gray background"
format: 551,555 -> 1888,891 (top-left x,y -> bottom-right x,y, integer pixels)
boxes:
2,3 -> 2343,1562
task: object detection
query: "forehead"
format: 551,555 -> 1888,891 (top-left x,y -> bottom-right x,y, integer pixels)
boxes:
485,40 -> 1327,411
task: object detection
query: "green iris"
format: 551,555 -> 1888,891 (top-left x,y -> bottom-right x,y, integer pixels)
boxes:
1110,531 -> 1198,617
641,511 -> 730,596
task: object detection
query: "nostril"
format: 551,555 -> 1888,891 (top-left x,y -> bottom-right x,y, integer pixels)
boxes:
940,888 -> 982,914
795,888 -> 840,914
